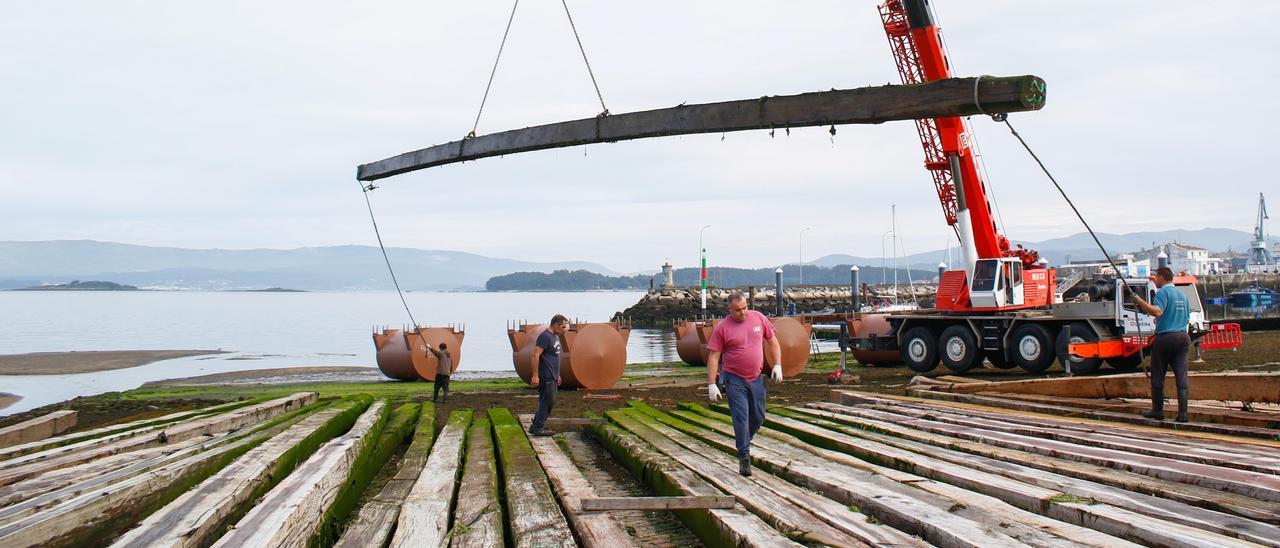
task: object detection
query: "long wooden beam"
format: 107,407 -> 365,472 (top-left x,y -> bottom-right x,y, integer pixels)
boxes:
908,372 -> 1280,403
357,75 -> 1046,181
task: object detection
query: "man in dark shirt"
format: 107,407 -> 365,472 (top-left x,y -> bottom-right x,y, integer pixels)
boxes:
528,314 -> 569,436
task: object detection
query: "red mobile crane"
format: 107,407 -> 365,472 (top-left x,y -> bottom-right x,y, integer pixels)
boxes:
849,0 -> 1241,374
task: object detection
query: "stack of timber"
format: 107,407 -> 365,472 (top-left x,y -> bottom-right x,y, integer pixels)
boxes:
0,410 -> 77,448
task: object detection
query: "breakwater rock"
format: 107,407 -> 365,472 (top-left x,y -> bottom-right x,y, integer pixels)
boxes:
614,285 -> 936,326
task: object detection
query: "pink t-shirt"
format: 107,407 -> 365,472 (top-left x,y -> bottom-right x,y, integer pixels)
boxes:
707,310 -> 775,382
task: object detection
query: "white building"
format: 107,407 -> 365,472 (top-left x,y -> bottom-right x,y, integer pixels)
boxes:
1135,243 -> 1221,276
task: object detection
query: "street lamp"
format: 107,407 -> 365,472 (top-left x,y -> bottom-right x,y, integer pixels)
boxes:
699,225 -> 711,313
799,226 -> 812,286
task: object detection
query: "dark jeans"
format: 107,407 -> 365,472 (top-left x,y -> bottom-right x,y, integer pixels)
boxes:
1150,331 -> 1191,407
433,374 -> 450,402
530,380 -> 557,432
724,372 -> 766,460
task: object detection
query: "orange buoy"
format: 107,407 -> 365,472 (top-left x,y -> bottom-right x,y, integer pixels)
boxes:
404,326 -> 465,381
673,320 -> 714,366
372,328 -> 416,381
509,321 -> 631,389
695,316 -> 813,377
846,313 -> 903,366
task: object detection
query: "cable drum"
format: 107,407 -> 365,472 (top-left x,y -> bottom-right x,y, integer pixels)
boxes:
695,317 -> 813,377
509,322 -> 631,389
372,329 -> 418,381
405,326 -> 465,381
674,320 -> 715,366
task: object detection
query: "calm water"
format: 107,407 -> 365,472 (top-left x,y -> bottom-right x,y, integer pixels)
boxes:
0,291 -> 681,415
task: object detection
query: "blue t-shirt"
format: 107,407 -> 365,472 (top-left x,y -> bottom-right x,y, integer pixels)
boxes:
1152,284 -> 1190,334
536,329 -> 561,379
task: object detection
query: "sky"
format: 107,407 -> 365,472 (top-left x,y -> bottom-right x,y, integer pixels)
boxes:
2,1 -> 1275,273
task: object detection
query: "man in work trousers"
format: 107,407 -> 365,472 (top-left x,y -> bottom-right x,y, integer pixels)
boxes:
1128,267 -> 1192,422
528,314 -> 568,437
426,343 -> 452,403
707,292 -> 783,476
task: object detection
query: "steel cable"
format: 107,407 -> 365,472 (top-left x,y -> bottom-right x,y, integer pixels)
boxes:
469,0 -> 522,138
560,0 -> 609,116
356,181 -> 418,329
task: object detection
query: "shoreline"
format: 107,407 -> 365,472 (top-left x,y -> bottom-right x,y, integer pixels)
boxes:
0,393 -> 19,411
0,350 -> 227,375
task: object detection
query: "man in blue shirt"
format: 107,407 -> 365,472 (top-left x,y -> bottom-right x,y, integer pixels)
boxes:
1129,267 -> 1192,422
528,314 -> 568,436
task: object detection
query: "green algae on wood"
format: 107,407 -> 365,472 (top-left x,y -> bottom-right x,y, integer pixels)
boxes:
448,415 -> 504,548
487,408 -> 575,548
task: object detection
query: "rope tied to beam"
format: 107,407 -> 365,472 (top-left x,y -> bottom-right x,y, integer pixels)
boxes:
560,0 -> 609,117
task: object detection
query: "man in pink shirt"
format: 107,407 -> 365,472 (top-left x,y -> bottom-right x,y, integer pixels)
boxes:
707,292 -> 783,476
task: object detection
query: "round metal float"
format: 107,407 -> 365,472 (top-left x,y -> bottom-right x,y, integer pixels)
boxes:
695,316 -> 813,377
372,329 -> 417,381
673,320 -> 714,366
845,313 -> 903,366
509,322 -> 631,389
405,326 -> 465,381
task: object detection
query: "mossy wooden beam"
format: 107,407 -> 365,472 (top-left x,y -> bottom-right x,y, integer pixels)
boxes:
448,415 -> 503,548
211,399 -> 388,548
773,406 -> 1280,546
389,408 -> 472,547
518,414 -> 632,547
587,420 -> 799,548
0,403 -> 314,548
357,75 -> 1046,181
335,402 -> 437,548
0,410 -> 77,449
486,408 -> 575,548
110,398 -> 367,548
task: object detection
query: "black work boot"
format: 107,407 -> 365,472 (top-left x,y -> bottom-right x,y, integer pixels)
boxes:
738,457 -> 752,477
1176,388 -> 1189,423
1141,388 -> 1164,420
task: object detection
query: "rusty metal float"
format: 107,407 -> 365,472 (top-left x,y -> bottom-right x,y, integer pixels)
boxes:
845,313 -> 904,366
673,320 -> 715,366
690,316 -> 813,376
509,321 -> 631,389
372,325 -> 464,381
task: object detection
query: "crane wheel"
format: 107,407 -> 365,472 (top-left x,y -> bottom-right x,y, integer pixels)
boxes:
1010,323 -> 1056,374
1057,322 -> 1101,375
1106,353 -> 1144,372
900,326 -> 940,373
939,325 -> 981,373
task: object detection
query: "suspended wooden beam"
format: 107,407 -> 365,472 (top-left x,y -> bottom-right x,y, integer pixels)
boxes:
357,75 -> 1046,181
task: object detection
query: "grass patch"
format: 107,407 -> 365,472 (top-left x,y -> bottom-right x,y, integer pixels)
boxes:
1048,493 -> 1097,505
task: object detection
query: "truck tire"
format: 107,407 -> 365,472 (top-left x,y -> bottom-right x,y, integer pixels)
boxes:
1057,322 -> 1101,375
939,325 -> 981,373
1106,353 -> 1144,372
900,326 -> 940,373
1010,323 -> 1056,374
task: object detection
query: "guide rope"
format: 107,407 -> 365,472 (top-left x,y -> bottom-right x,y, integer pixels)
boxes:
469,0 -> 522,139
356,180 -> 419,328
560,0 -> 609,116
996,116 -> 1148,373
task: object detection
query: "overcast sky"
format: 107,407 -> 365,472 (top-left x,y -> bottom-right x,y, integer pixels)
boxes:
2,1 -> 1274,273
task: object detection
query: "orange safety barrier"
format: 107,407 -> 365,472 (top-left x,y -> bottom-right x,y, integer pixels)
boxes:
1200,323 -> 1242,350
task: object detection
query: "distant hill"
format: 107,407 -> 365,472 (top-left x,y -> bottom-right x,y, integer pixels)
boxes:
485,264 -> 935,291
12,280 -> 138,291
0,241 -> 619,291
811,227 -> 1279,269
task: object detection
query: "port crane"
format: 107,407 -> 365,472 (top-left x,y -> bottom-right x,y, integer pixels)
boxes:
850,0 -> 1241,374
1250,193 -> 1272,267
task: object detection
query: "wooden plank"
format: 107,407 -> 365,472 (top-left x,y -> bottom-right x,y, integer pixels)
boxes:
0,411 -> 295,547
755,407 -> 1255,547
0,400 -> 244,464
650,405 -> 1103,548
388,409 -> 471,548
579,496 -> 736,512
0,411 -> 77,448
589,420 -> 801,548
357,75 -> 1047,181
543,417 -> 605,428
798,402 -> 1280,523
0,392 -> 317,489
780,405 -> 1280,546
448,414 -> 503,548
212,400 -> 388,548
909,388 -> 1280,440
111,399 -> 367,548
613,409 -> 929,548
519,415 -> 634,548
335,402 -> 436,548
988,392 -> 1280,429
912,371 -> 1280,403
835,391 -> 1280,459
487,408 -> 575,548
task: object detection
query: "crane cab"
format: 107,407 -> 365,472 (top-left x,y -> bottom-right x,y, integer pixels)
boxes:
969,258 -> 1024,308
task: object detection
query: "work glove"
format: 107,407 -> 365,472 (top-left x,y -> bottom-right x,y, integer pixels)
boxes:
708,383 -> 722,402
770,364 -> 783,382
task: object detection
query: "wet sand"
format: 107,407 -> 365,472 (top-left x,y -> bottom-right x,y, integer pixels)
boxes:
0,393 -> 19,411
145,366 -> 382,387
0,350 -> 226,375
